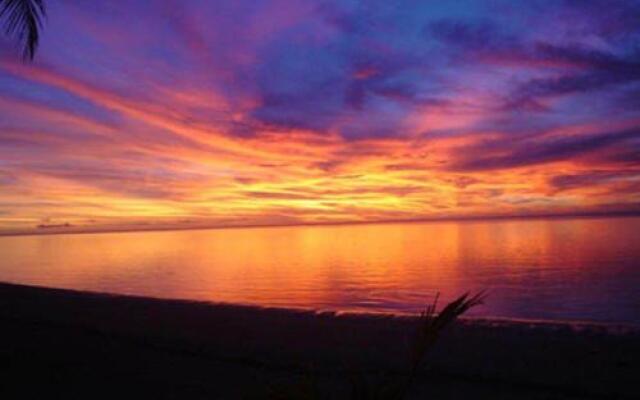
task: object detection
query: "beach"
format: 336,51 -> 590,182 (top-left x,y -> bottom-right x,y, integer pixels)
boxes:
1,282 -> 638,399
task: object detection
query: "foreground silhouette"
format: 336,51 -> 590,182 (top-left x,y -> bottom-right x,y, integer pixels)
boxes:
267,293 -> 485,399
0,0 -> 45,60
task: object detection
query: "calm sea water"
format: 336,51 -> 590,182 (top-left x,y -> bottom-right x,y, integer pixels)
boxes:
1,217 -> 639,325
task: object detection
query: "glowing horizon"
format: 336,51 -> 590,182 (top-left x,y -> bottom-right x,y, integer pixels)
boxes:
1,0 -> 639,234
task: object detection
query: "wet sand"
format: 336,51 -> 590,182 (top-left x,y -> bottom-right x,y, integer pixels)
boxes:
1,282 -> 638,399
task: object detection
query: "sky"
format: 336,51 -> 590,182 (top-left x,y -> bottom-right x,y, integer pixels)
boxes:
0,0 -> 639,234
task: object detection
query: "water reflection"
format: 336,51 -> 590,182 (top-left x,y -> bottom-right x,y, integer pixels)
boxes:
1,217 -> 639,324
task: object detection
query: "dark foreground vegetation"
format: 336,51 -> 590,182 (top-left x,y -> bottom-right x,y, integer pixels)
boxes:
0,283 -> 638,399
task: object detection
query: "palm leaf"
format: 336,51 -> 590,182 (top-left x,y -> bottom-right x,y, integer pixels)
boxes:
409,291 -> 485,370
0,0 -> 46,60
399,291 -> 485,398
347,291 -> 486,400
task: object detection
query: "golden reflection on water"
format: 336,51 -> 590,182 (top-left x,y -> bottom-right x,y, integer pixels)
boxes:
1,217 -> 639,324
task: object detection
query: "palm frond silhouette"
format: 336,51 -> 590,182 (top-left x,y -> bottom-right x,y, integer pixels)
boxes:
0,0 -> 46,60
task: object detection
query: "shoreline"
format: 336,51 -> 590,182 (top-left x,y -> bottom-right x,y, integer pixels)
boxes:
13,280 -> 640,331
4,281 -> 638,333
1,282 -> 638,398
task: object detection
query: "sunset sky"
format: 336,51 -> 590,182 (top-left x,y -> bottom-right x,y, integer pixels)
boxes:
1,0 -> 639,234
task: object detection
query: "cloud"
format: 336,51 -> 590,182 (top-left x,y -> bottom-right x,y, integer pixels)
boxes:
427,18 -> 518,53
549,170 -> 640,192
452,127 -> 640,171
506,48 -> 640,109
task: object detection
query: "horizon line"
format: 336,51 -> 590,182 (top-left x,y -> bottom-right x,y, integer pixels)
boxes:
2,210 -> 640,238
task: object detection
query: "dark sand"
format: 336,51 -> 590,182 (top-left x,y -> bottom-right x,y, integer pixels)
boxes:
1,283 -> 638,399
